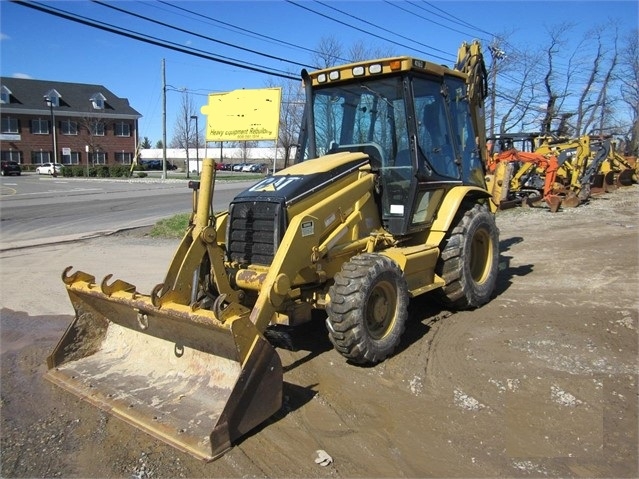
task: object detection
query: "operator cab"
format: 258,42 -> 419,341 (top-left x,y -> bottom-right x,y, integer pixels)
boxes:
296,57 -> 486,236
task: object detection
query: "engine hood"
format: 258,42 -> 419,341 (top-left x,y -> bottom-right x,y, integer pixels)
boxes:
232,151 -> 369,206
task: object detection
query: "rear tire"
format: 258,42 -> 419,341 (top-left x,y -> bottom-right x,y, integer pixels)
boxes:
436,203 -> 499,310
326,253 -> 409,364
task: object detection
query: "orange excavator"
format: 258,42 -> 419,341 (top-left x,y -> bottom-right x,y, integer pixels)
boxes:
487,148 -> 563,212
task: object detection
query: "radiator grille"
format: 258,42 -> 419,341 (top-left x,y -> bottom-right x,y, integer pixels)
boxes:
228,201 -> 282,265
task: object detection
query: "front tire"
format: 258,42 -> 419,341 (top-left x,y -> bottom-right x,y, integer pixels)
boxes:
326,253 -> 409,364
436,202 -> 499,310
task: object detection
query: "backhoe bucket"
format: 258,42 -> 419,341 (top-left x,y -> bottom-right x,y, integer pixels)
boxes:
616,168 -> 635,187
545,194 -> 563,213
46,269 -> 282,462
603,171 -> 618,193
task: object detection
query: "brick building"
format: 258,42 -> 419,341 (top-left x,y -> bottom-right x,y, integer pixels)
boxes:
0,77 -> 141,167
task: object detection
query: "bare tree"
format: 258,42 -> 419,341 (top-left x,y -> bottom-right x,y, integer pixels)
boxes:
490,21 -> 632,142
313,36 -> 344,68
619,29 -> 639,155
239,140 -> 258,162
571,25 -> 619,136
273,78 -> 304,168
539,24 -> 576,134
496,48 -> 544,135
80,116 -> 107,166
170,91 -> 198,173
593,35 -> 619,137
347,39 -> 397,62
347,39 -> 368,62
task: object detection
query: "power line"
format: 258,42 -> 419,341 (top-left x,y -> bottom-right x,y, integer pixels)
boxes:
10,0 -> 299,81
285,0 -> 452,62
421,1 -> 496,39
312,0 -> 455,60
92,0 -> 315,70
153,0 -> 328,68
384,1 -> 482,41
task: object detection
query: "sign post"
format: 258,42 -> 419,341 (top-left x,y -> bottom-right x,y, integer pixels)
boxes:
85,145 -> 90,177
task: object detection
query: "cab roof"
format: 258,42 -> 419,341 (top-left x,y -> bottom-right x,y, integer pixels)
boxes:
308,56 -> 466,86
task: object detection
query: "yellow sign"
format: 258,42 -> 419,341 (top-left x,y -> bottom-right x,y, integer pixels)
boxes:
201,88 -> 282,142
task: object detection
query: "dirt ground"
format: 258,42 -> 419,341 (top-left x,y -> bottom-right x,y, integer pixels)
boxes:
1,185 -> 638,478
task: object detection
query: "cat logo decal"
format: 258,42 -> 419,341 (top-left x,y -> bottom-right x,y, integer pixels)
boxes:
249,176 -> 302,192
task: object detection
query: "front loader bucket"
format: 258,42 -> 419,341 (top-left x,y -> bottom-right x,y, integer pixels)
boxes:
46,269 -> 282,462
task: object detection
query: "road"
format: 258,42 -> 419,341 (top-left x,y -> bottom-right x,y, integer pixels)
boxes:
0,172 -> 258,250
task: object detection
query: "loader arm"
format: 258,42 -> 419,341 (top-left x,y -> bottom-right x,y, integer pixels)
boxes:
245,166 -> 377,333
155,160 -> 241,307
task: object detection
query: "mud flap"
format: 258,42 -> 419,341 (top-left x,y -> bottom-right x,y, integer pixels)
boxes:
46,273 -> 282,462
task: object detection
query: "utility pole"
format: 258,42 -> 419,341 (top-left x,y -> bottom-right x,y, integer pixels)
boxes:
44,96 -> 58,166
162,58 -> 167,180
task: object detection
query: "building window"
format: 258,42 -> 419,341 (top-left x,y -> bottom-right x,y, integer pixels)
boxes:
1,150 -> 22,162
88,121 -> 105,136
90,93 -> 106,110
114,122 -> 130,137
32,151 -> 51,164
1,117 -> 19,133
31,118 -> 50,134
0,86 -> 11,104
61,120 -> 78,135
61,151 -> 79,165
44,89 -> 61,107
115,152 -> 132,165
91,152 -> 106,165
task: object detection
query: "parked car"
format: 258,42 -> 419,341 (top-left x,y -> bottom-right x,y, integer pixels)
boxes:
140,160 -> 177,171
232,163 -> 245,172
35,163 -> 63,175
1,161 -> 22,176
250,163 -> 266,173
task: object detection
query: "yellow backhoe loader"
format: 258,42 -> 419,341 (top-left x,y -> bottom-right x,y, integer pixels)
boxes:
535,135 -> 611,207
598,139 -> 638,189
47,41 -> 499,461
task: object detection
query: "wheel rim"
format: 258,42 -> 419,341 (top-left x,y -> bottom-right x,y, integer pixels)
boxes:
470,228 -> 492,285
365,279 -> 397,340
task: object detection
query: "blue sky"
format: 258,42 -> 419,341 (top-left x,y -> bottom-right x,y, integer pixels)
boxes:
1,1 -> 637,144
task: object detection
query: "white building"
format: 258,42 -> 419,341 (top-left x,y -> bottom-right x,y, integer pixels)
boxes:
140,146 -> 297,173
